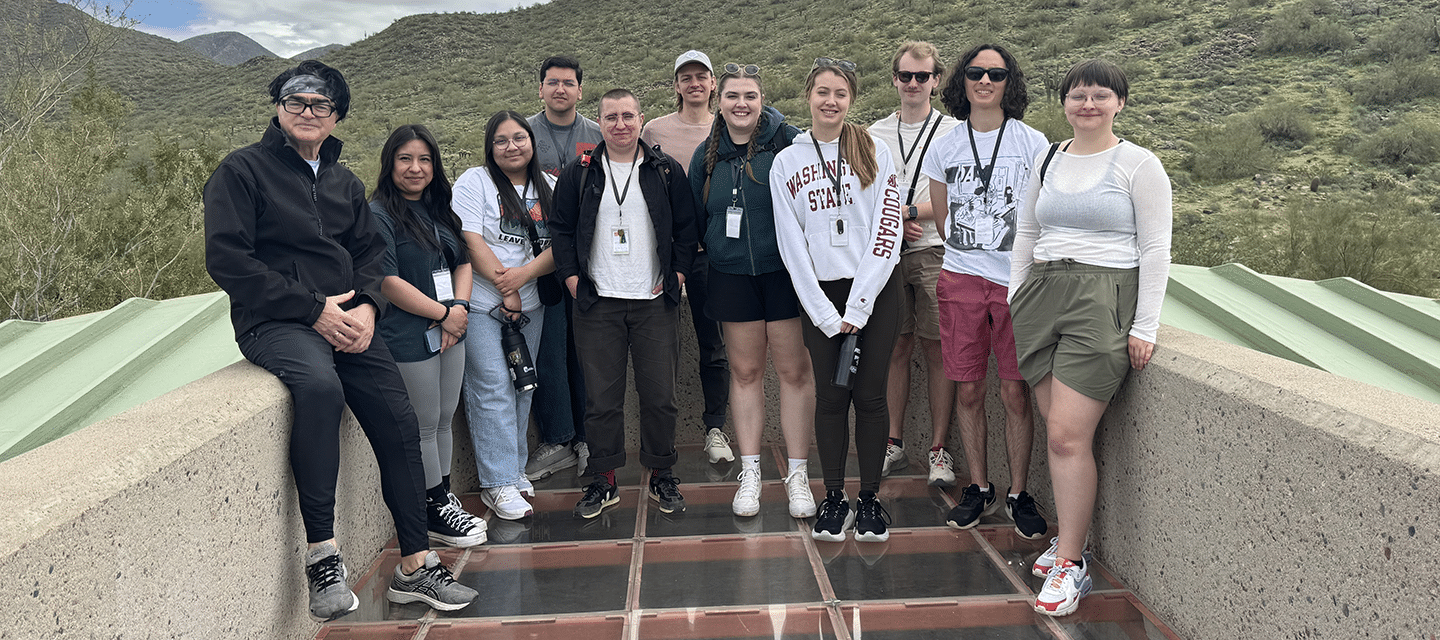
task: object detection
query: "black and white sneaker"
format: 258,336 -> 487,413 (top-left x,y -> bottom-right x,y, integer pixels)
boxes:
1006,489 -> 1049,540
854,491 -> 892,542
305,541 -> 358,622
573,479 -> 619,519
386,551 -> 478,611
811,490 -> 855,542
649,473 -> 687,514
946,482 -> 997,529
427,496 -> 487,547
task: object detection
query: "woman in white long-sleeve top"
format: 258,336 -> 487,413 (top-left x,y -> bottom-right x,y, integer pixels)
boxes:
770,58 -> 905,544
1008,59 -> 1172,618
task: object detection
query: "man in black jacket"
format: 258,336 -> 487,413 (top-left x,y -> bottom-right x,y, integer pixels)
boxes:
549,88 -> 697,519
203,61 -> 475,622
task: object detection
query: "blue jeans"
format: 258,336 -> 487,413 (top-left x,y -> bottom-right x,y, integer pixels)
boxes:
463,310 -> 544,488
533,297 -> 586,445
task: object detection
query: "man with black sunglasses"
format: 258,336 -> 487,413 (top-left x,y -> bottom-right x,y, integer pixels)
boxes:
922,44 -> 1049,540
870,41 -> 960,488
640,50 -> 733,468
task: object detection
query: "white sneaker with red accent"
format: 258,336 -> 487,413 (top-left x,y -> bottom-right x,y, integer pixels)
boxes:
1032,537 -> 1059,577
927,448 -> 957,487
1034,557 -> 1092,617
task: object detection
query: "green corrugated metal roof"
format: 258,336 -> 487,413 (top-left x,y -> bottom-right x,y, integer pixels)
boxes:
0,263 -> 1435,462
0,292 -> 241,461
1162,263 -> 1440,405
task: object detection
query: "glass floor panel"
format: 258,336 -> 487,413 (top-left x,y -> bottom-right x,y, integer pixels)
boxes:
318,445 -> 1185,640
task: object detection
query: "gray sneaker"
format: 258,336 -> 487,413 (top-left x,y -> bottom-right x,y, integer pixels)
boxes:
574,441 -> 590,477
525,442 -> 578,481
305,541 -> 358,622
386,551 -> 478,611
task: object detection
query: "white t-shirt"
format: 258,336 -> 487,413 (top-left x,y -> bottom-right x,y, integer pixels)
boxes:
588,157 -> 661,299
869,109 -> 958,252
452,166 -> 557,313
921,118 -> 1048,286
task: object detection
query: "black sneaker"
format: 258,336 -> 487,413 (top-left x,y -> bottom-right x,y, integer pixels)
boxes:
649,474 -> 687,513
1006,489 -> 1049,540
427,496 -> 487,547
811,490 -> 854,542
946,482 -> 996,529
304,541 -> 358,622
854,491 -> 892,542
574,479 -> 619,519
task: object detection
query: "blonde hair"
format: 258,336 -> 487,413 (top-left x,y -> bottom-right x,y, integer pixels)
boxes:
804,66 -> 878,190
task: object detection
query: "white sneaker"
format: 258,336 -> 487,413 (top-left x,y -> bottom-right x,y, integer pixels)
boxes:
704,428 -> 734,463
516,475 -> 535,498
881,442 -> 908,476
784,466 -> 817,518
1034,557 -> 1092,617
732,466 -> 761,516
1032,537 -> 1060,577
573,441 -> 590,477
927,448 -> 957,487
481,485 -> 533,520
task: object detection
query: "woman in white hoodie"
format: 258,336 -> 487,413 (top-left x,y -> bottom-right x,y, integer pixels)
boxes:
770,58 -> 904,544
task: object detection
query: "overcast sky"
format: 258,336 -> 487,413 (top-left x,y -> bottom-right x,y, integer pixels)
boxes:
111,0 -> 534,57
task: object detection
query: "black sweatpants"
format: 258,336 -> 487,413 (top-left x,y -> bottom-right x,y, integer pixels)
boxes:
802,273 -> 902,494
238,320 -> 429,556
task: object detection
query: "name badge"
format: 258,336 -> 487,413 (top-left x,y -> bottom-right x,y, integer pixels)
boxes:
829,212 -> 848,247
431,269 -> 455,302
611,227 -> 630,254
725,206 -> 743,239
974,214 -> 994,247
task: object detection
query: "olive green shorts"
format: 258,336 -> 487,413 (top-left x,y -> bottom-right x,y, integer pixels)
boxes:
1009,261 -> 1139,402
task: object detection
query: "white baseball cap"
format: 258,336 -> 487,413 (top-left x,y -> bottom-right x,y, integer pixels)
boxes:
674,50 -> 713,74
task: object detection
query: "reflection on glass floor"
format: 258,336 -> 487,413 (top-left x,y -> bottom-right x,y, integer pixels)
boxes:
315,444 -> 1183,640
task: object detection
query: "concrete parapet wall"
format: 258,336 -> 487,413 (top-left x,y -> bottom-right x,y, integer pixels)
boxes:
1,311 -> 1435,638
1095,326 -> 1439,639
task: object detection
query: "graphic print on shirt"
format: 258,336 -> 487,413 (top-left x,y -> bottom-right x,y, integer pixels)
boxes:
942,161 -> 1026,252
495,193 -> 551,253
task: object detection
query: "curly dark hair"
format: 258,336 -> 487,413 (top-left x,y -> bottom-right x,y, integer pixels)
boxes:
268,60 -> 351,121
939,44 -> 1028,121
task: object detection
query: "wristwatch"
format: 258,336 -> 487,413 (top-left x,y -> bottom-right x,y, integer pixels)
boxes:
452,300 -> 470,311
906,205 -> 919,220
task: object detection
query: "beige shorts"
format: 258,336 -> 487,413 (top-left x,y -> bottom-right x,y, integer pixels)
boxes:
1010,261 -> 1139,402
897,245 -> 943,340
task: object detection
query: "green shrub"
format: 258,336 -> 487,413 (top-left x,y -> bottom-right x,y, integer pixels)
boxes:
1248,102 -> 1315,147
1356,116 -> 1440,166
1130,2 -> 1173,26
1258,0 -> 1356,54
1351,62 -> 1440,107
1363,13 -> 1438,61
1187,119 -> 1275,180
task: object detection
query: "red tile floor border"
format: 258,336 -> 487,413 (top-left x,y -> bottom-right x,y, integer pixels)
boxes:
318,444 -> 1185,640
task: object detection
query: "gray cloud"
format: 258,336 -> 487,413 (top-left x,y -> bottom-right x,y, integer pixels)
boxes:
138,0 -> 532,57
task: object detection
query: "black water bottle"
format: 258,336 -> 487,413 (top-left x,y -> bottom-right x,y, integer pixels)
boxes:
493,307 -> 539,392
831,331 -> 862,389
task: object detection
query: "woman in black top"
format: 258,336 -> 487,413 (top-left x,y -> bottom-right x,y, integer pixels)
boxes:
370,124 -> 486,547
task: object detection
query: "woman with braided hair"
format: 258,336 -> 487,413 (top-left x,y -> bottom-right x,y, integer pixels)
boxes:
687,63 -> 815,521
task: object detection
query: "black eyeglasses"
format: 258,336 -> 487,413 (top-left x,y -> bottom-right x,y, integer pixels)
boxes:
895,71 -> 934,84
964,67 -> 1010,82
281,98 -> 336,118
723,62 -> 761,76
813,58 -> 857,72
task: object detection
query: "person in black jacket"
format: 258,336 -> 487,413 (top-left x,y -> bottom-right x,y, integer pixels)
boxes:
548,88 -> 698,520
202,61 -> 476,622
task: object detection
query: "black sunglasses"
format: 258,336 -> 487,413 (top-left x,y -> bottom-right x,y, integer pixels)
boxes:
964,66 -> 1010,82
723,62 -> 761,76
895,71 -> 935,84
813,57 -> 857,72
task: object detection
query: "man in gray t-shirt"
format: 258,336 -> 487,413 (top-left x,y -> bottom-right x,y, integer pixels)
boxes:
523,55 -> 604,486
528,55 -> 602,177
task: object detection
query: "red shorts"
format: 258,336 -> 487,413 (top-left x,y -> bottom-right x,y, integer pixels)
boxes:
936,270 -> 1022,382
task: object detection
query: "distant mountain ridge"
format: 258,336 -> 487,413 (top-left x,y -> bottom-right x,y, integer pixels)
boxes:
294,44 -> 343,60
182,31 -> 276,65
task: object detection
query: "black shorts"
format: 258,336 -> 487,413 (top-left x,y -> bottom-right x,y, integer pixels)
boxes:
704,266 -> 802,323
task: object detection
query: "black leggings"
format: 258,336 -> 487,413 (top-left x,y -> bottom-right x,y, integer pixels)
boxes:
802,273 -> 902,494
238,321 -> 429,556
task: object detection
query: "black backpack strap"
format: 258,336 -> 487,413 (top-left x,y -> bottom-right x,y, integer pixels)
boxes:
1038,142 -> 1061,186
